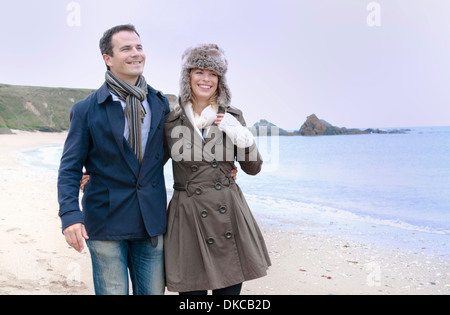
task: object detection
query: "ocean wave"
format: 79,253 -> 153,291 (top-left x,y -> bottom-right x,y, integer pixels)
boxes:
20,145 -> 62,172
244,194 -> 450,236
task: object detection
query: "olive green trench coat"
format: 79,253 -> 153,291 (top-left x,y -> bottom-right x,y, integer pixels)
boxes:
164,104 -> 271,292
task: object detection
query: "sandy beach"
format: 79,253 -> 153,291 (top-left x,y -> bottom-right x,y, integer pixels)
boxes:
0,130 -> 448,295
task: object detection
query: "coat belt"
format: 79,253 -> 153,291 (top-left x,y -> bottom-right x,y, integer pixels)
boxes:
173,182 -> 187,191
173,177 -> 233,197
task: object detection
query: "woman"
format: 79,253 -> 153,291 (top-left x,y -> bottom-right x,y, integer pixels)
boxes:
164,44 -> 271,295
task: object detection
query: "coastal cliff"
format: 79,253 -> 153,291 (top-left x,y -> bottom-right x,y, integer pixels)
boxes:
0,84 -> 94,132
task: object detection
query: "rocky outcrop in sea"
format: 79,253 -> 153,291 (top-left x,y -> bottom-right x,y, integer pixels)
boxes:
299,114 -> 410,136
250,114 -> 410,136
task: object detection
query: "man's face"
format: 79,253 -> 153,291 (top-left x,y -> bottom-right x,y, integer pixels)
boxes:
103,31 -> 146,85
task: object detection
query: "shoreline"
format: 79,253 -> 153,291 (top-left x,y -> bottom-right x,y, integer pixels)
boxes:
0,130 -> 448,295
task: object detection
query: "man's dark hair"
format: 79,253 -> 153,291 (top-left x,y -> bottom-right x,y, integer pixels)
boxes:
99,24 -> 140,57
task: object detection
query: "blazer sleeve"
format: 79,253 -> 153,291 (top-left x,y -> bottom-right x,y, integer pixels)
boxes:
57,101 -> 91,232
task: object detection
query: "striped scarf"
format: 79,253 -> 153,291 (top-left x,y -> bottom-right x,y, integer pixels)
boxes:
105,70 -> 148,163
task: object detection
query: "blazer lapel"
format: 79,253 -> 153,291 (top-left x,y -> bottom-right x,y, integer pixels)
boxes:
105,99 -> 139,178
105,101 -> 125,157
142,91 -> 164,160
148,93 -> 163,143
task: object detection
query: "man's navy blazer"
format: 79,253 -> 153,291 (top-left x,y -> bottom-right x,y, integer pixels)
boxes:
58,82 -> 171,240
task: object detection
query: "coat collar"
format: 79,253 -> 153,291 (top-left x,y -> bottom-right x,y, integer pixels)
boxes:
97,82 -> 112,104
96,81 -> 163,104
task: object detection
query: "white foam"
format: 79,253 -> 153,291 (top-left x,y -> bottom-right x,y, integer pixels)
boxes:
245,193 -> 450,236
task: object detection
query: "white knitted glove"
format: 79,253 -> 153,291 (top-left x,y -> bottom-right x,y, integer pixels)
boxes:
218,113 -> 255,148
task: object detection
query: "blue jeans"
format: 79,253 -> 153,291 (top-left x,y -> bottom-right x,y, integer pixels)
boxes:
86,236 -> 165,295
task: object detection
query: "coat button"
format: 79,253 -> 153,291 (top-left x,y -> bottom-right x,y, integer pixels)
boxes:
195,188 -> 202,195
207,238 -> 215,245
191,165 -> 199,172
211,160 -> 218,168
215,182 -> 222,190
219,206 -> 227,214
225,231 -> 232,239
201,210 -> 208,218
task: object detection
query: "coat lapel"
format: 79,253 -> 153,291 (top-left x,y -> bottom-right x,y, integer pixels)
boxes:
105,99 -> 140,178
105,101 -> 125,156
141,90 -> 164,161
147,93 -> 163,144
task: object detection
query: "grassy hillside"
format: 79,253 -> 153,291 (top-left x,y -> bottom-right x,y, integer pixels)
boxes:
0,83 -> 94,132
0,83 -> 178,132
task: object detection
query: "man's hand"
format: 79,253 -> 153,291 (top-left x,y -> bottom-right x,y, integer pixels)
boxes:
231,166 -> 238,181
80,173 -> 90,191
63,223 -> 89,253
215,113 -> 225,126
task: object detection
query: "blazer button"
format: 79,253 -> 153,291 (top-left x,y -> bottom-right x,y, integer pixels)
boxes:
207,238 -> 215,245
156,154 -> 160,160
137,184 -> 141,190
225,231 -> 233,239
152,182 -> 157,187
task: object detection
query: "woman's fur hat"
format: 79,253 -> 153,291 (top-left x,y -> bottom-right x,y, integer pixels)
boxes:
179,44 -> 232,108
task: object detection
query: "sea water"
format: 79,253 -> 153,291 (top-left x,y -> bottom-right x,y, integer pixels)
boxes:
240,127 -> 450,256
31,127 -> 450,256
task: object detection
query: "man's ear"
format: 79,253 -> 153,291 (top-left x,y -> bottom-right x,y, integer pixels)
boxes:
103,54 -> 112,69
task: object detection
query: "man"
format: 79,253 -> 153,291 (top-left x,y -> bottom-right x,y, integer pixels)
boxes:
58,24 -> 170,295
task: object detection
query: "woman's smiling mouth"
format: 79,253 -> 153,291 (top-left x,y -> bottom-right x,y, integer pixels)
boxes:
198,85 -> 212,91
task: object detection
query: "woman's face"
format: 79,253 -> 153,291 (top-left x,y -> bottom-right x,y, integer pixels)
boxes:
190,68 -> 219,103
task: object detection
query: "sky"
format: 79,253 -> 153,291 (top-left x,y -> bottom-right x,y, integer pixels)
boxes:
1,0 -> 450,129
